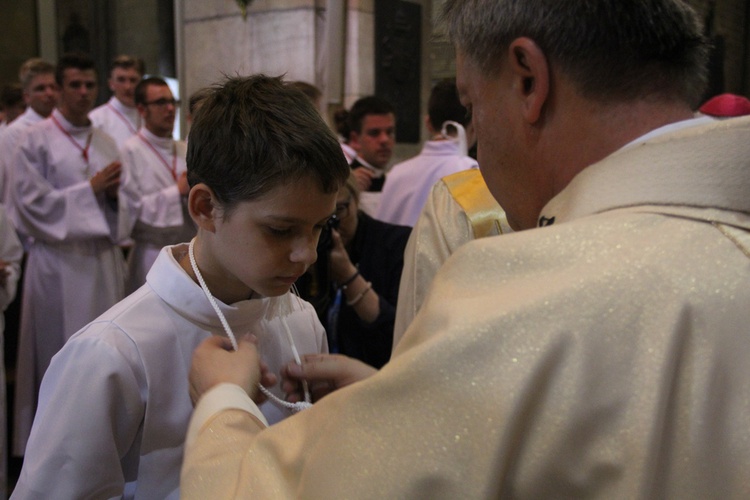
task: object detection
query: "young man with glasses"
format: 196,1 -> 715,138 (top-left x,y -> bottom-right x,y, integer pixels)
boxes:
118,77 -> 193,293
90,55 -> 145,149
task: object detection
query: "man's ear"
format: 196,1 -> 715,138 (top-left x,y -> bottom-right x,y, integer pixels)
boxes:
349,131 -> 361,152
136,104 -> 147,119
508,37 -> 550,124
187,183 -> 218,233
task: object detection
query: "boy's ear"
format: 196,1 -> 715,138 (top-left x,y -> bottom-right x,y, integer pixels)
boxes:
187,183 -> 218,232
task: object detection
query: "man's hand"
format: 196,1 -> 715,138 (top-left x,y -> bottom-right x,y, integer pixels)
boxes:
189,335 -> 277,405
90,161 -> 121,199
351,166 -> 373,192
281,353 -> 377,403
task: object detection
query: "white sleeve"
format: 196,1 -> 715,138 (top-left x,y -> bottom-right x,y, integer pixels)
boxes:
10,133 -> 112,243
12,330 -> 145,498
0,205 -> 22,311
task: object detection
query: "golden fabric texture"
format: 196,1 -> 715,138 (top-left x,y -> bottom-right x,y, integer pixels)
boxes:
393,169 -> 510,346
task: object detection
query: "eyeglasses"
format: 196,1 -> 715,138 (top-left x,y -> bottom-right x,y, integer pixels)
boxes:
144,98 -> 179,107
335,198 -> 352,219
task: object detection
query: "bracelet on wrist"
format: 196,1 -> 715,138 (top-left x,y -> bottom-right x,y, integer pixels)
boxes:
339,269 -> 360,289
346,281 -> 372,306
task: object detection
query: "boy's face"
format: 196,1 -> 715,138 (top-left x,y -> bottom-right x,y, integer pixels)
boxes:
109,66 -> 142,107
204,177 -> 337,302
24,73 -> 58,117
59,67 -> 98,119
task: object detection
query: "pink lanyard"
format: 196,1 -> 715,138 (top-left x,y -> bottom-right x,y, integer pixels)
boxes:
51,114 -> 92,165
138,132 -> 177,181
106,102 -> 139,135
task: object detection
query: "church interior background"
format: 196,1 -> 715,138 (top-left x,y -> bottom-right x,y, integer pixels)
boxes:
1,0 -> 749,160
0,0 -> 749,493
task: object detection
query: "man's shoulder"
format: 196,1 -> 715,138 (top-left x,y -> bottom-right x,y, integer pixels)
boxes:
120,132 -> 142,152
89,102 -> 111,120
453,208 -> 722,280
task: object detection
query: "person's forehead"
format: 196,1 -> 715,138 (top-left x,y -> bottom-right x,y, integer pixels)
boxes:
111,66 -> 141,79
362,113 -> 394,130
28,72 -> 55,89
63,68 -> 97,83
146,84 -> 172,98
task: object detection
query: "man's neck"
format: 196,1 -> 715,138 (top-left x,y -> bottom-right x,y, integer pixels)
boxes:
144,125 -> 173,139
354,156 -> 383,172
113,95 -> 135,110
59,107 -> 91,127
546,94 -> 696,200
29,106 -> 51,119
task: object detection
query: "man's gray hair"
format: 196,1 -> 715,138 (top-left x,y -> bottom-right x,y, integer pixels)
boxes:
441,0 -> 709,107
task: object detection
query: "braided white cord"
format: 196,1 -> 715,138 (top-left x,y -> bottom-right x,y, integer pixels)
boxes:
189,239 -> 238,351
289,284 -> 312,404
188,238 -> 311,413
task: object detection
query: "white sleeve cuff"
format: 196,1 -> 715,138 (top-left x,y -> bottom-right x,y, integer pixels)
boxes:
185,383 -> 269,450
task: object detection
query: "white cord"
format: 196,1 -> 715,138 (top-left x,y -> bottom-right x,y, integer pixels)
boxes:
441,120 -> 468,157
188,238 -> 312,413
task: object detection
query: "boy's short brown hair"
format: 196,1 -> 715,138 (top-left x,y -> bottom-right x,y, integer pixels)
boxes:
187,75 -> 350,215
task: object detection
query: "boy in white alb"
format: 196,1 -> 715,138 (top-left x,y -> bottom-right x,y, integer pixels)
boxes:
119,77 -> 194,293
11,75 -> 350,499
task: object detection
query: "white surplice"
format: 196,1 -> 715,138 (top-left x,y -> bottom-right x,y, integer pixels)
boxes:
90,96 -> 141,150
9,109 -> 126,456
376,139 -> 478,227
182,116 -> 750,498
0,107 -> 47,205
0,204 -> 22,499
118,128 -> 194,293
11,244 -> 327,499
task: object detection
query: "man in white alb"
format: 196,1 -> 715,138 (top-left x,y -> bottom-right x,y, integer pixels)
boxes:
89,55 -> 144,149
0,58 -> 58,204
346,96 -> 396,215
9,52 -> 125,457
119,77 -> 194,293
377,79 -> 478,227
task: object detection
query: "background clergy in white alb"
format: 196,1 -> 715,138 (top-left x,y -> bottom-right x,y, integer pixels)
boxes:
119,76 -> 193,293
9,53 -> 125,457
89,55 -> 144,149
